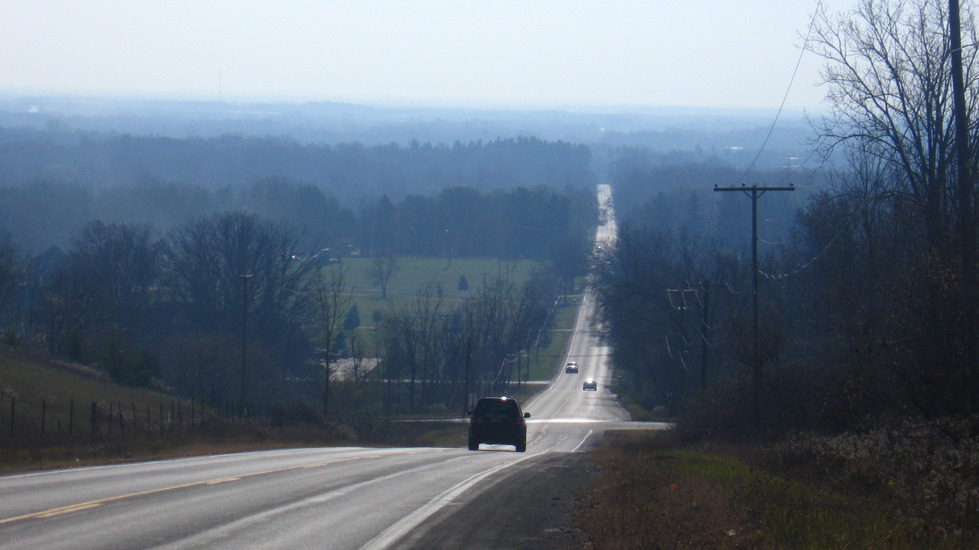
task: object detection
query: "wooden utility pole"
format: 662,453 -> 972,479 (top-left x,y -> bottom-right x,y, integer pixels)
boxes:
666,288 -> 695,396
699,280 -> 726,392
701,282 -> 710,392
713,184 -> 794,425
950,0 -> 977,410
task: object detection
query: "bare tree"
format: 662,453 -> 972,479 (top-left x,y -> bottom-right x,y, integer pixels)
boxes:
808,0 -> 979,414
0,232 -> 26,328
40,221 -> 159,363
366,253 -> 400,298
809,0 -> 979,252
373,274 -> 553,412
591,225 -> 697,406
70,221 -> 160,332
314,263 -> 352,418
164,211 -> 320,401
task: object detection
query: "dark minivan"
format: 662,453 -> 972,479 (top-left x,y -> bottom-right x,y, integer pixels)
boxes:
467,396 -> 529,452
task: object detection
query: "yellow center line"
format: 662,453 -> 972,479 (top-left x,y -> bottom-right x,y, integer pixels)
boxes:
529,424 -> 549,447
204,476 -> 242,485
0,449 -> 444,526
33,503 -> 103,519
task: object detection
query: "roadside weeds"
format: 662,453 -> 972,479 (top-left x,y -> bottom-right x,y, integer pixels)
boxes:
576,430 -> 979,549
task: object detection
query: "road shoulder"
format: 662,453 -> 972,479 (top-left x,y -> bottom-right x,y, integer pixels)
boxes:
390,451 -> 597,549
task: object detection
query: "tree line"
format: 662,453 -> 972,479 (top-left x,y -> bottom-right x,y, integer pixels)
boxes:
0,129 -> 594,209
0,122 -> 598,428
594,0 -> 979,437
0,176 -> 596,272
0,182 -> 590,427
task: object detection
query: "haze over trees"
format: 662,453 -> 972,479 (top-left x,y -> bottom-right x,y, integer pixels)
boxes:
0,105 -> 815,429
0,131 -> 593,211
4,0 -> 937,445
3,0 -> 978,541
0,118 -> 601,423
594,0 -> 979,436
586,4 -> 979,532
0,96 -> 817,166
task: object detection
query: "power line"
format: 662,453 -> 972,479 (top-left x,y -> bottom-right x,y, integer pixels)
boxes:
758,230 -> 840,280
734,0 -> 822,183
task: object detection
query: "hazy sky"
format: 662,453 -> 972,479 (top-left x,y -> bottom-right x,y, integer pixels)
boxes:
1,0 -> 855,111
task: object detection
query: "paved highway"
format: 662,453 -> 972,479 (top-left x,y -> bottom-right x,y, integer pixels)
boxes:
0,184 -> 666,549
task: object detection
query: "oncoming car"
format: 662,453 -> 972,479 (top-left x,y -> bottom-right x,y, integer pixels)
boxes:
582,378 -> 597,391
467,396 -> 530,452
564,361 -> 579,374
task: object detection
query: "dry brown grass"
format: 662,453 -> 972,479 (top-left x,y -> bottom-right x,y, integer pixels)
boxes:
579,431 -> 767,549
576,429 -> 979,549
761,418 -> 979,546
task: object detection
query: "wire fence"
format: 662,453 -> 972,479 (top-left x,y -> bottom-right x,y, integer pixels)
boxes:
0,391 -> 273,447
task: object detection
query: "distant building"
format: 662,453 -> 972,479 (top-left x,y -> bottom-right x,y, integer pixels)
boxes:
328,357 -> 378,381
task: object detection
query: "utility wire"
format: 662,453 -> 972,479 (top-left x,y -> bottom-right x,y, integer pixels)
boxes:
757,206 -> 842,280
734,0 -> 822,184
757,185 -> 882,281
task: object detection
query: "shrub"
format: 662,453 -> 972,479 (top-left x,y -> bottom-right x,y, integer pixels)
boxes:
764,417 -> 979,538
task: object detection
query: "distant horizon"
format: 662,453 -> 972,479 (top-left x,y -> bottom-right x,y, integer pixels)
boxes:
0,88 -> 823,119
1,1 -> 850,115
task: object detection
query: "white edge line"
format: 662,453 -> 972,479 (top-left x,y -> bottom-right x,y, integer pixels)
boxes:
571,429 -> 594,453
361,453 -> 538,550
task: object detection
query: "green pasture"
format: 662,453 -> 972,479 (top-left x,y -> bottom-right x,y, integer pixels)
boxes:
338,256 -> 547,320
330,255 -> 582,380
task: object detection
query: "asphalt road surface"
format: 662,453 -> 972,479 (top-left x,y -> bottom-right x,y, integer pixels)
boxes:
0,184 -> 667,549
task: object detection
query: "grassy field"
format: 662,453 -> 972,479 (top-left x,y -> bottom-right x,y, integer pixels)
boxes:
527,299 -> 578,380
0,349 -> 177,435
0,347 -> 359,473
339,255 -> 548,323
334,255 -> 581,381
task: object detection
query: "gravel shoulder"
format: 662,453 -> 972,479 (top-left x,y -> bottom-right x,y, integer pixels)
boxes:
390,452 -> 597,549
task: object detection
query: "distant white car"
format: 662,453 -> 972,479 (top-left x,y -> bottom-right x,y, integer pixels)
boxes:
564,361 -> 578,374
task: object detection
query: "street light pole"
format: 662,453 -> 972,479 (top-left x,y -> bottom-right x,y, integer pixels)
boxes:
463,333 -> 472,417
240,274 -> 253,417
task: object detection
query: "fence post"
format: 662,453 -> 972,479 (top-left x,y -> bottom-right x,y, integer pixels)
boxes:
41,399 -> 46,435
9,398 -> 14,436
69,398 -> 74,437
